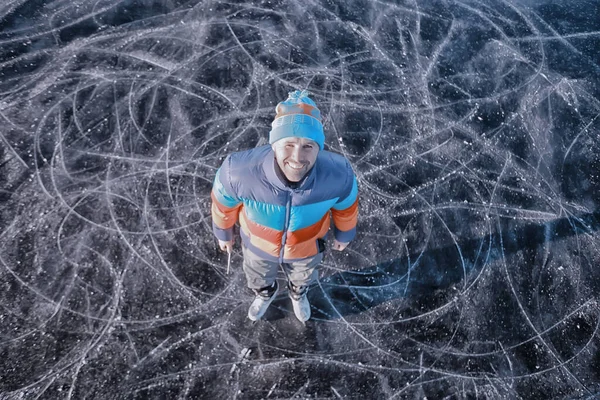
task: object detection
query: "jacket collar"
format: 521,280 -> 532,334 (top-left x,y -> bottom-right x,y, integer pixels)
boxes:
263,148 -> 317,191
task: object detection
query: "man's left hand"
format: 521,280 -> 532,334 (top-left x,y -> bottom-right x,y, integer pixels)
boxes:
332,240 -> 349,251
218,240 -> 233,253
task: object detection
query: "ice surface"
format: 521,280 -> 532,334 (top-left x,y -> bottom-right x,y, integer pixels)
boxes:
1,0 -> 599,398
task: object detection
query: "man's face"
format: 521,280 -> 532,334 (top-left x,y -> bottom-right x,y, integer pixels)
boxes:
272,137 -> 319,182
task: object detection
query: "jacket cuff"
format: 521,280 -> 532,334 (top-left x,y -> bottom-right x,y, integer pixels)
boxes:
213,222 -> 233,241
333,226 -> 356,243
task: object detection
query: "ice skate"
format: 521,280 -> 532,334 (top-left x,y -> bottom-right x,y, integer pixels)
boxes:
288,282 -> 311,322
247,281 -> 278,321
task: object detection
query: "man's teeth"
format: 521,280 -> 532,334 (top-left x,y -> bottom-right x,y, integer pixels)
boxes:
287,164 -> 304,170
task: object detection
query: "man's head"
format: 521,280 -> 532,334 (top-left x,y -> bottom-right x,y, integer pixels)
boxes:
269,90 -> 324,182
272,136 -> 319,182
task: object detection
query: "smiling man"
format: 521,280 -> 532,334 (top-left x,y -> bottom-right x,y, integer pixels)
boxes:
210,90 -> 359,322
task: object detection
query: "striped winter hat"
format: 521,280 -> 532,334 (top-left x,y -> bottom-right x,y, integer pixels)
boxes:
269,90 -> 325,150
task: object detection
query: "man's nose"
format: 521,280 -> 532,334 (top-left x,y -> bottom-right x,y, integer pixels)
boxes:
290,146 -> 302,162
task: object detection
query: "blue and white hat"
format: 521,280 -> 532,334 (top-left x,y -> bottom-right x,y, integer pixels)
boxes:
269,90 -> 324,150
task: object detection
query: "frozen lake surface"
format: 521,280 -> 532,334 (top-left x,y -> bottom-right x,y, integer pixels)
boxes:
1,0 -> 599,398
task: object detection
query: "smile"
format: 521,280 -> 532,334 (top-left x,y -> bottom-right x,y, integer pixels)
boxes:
286,163 -> 305,170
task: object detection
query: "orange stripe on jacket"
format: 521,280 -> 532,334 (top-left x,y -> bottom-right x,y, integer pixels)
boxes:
331,197 -> 359,232
287,214 -> 330,246
211,191 -> 241,229
247,232 -> 281,257
239,211 -> 283,244
285,240 -> 319,259
240,209 -> 329,260
239,213 -> 280,257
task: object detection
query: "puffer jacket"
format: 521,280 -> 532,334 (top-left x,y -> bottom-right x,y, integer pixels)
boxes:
211,145 -> 358,262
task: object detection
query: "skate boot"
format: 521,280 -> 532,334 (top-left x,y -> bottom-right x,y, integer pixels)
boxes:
247,281 -> 278,321
288,282 -> 310,322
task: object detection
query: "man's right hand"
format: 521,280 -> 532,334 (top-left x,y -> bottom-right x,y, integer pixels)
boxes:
218,240 -> 233,253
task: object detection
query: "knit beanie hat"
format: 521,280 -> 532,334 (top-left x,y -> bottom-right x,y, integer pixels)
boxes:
269,90 -> 325,150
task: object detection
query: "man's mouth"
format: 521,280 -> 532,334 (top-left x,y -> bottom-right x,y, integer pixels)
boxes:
286,162 -> 305,170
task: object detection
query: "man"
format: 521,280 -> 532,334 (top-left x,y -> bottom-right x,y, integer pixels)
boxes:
210,90 -> 359,322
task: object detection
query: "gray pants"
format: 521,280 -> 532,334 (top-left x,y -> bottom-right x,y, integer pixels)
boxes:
242,246 -> 323,290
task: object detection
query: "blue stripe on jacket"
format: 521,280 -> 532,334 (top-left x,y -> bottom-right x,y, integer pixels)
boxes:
244,199 -> 286,231
213,170 -> 240,208
333,176 -> 358,210
288,198 -> 338,231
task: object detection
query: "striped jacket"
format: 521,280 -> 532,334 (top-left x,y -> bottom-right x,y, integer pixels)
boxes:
211,145 -> 358,262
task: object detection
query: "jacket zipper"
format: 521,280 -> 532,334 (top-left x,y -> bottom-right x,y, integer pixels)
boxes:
279,191 -> 292,263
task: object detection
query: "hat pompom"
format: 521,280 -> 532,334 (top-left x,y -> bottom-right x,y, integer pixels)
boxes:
289,90 -> 309,100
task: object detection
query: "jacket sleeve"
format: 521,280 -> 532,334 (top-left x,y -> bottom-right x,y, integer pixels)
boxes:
211,156 -> 242,241
331,164 -> 358,243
